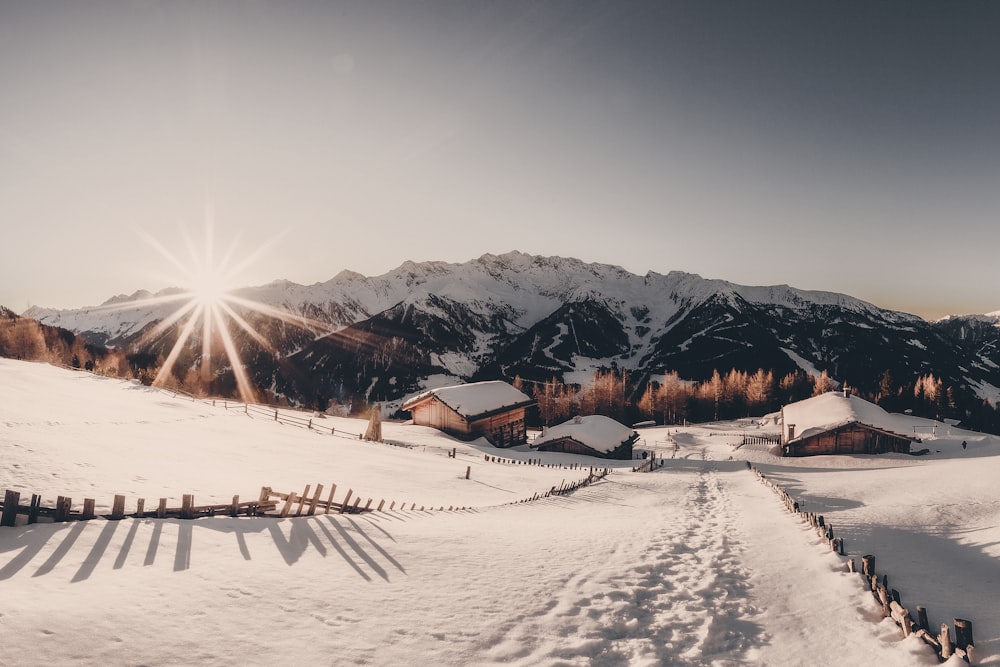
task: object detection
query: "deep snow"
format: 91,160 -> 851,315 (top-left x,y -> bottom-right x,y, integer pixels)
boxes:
1,359 -> 998,666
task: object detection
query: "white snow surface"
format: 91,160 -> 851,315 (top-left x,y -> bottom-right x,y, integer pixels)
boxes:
782,392 -> 917,443
533,415 -> 635,454
402,380 -> 532,419
1,359 -> 998,666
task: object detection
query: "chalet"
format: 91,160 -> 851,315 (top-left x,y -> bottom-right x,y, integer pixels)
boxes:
781,392 -> 918,457
531,415 -> 638,460
401,381 -> 534,447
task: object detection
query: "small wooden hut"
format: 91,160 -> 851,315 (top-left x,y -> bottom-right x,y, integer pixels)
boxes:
531,415 -> 638,460
781,392 -> 918,457
401,381 -> 534,447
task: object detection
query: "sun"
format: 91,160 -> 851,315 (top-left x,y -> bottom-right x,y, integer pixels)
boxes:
92,213 -> 329,404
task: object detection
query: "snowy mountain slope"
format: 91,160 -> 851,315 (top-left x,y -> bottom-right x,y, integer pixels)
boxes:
19,251 -> 1000,410
2,359 -> 999,666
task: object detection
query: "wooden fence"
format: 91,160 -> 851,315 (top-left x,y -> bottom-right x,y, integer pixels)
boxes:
504,468 -> 611,506
750,466 -> 977,664
259,484 -> 473,516
0,488 -> 275,526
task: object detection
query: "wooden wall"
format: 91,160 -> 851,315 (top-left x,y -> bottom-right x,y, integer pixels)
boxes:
536,437 -> 633,460
469,408 -> 527,447
786,423 -> 911,457
410,399 -> 527,447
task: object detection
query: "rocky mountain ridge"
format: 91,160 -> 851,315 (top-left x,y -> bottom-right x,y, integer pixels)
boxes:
20,251 -> 1000,414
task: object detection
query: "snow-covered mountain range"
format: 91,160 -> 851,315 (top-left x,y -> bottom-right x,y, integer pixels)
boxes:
22,251 -> 1000,409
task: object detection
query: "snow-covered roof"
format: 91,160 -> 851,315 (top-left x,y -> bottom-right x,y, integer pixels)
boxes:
402,381 -> 533,419
782,392 -> 916,443
533,415 -> 636,453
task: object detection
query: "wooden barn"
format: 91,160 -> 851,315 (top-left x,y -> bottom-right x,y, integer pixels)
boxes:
401,381 -> 534,447
531,415 -> 638,460
781,392 -> 918,457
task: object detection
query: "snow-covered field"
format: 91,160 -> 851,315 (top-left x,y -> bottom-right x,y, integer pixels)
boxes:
1,359 -> 998,666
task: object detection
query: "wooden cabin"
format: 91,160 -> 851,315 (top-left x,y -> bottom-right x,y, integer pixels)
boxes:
401,381 -> 534,447
781,392 -> 917,457
532,415 -> 638,460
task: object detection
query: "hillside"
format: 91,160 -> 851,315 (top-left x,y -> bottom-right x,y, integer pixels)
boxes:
20,252 -> 1000,425
1,359 -> 998,665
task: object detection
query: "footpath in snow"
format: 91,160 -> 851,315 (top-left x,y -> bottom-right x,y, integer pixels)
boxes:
0,360 -> 992,666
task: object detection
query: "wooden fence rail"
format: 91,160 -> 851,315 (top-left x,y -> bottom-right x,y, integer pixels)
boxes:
0,488 -> 277,526
750,466 -> 977,664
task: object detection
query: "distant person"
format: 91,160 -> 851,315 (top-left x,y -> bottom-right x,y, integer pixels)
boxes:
962,440 -> 967,450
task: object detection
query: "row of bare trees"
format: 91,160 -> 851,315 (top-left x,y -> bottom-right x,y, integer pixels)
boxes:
515,368 -> 837,426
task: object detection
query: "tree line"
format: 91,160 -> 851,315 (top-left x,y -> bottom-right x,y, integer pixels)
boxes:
4,306 -> 999,434
514,366 -> 1000,434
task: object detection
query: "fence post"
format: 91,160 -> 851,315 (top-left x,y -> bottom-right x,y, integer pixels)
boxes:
862,554 -> 876,577
939,624 -> 953,659
28,494 -> 41,524
54,495 -> 69,522
230,495 -> 240,518
307,484 -> 323,516
916,606 -> 929,632
466,466 -> 471,480
1,490 -> 20,527
954,618 -> 974,651
295,485 -> 310,517
324,484 -> 337,514
111,495 -> 126,520
157,498 -> 167,518
339,489 -> 353,514
82,499 -> 96,520
181,494 -> 195,519
280,492 -> 297,518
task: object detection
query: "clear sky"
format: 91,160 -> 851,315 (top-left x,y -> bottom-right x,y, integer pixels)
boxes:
2,1 -> 998,320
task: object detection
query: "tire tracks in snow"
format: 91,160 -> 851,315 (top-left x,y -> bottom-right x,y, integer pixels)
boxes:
482,459 -> 764,666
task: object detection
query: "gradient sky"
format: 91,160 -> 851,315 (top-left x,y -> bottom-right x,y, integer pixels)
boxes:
2,1 -> 999,320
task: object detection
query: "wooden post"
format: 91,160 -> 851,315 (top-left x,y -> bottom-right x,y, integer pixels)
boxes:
230,495 -> 239,518
939,623 -> 953,659
339,489 -> 353,514
916,606 -> 929,632
295,485 -> 310,517
954,618 -> 974,650
181,494 -> 195,520
1,490 -> 19,527
280,492 -> 297,518
307,484 -> 323,516
157,498 -> 167,518
324,484 -> 337,514
111,494 -> 126,520
389,501 -> 395,510
134,498 -> 145,518
82,498 -> 96,520
465,466 -> 471,480
352,496 -> 361,512
258,486 -> 272,504
28,493 -> 41,524
848,557 -> 856,573
377,499 -> 385,511
862,554 -> 876,577
54,495 -> 69,522
363,498 -> 372,510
